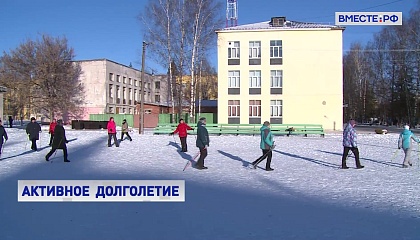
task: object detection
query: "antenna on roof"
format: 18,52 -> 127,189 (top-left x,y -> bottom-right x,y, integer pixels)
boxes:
226,0 -> 238,27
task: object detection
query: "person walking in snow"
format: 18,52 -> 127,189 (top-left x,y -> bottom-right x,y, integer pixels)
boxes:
107,117 -> 119,147
0,120 -> 8,156
170,118 -> 193,152
8,116 -> 13,128
195,117 -> 209,169
341,119 -> 364,169
398,125 -> 420,168
120,119 -> 132,142
45,119 -> 70,162
26,117 -> 41,151
251,121 -> 275,171
48,118 -> 57,146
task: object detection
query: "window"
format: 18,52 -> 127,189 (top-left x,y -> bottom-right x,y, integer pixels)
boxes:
228,71 -> 240,88
155,81 -> 160,89
155,95 -> 160,103
134,80 -> 138,87
108,84 -> 113,99
249,70 -> 261,88
134,89 -> 138,101
249,100 -> 261,117
123,77 -> 126,84
123,87 -> 126,104
270,40 -> 283,65
116,75 -> 121,82
228,41 -> 240,59
147,83 -> 151,89
249,41 -> 261,59
129,78 -> 132,85
271,70 -> 282,88
270,100 -> 283,117
228,100 -> 240,117
270,40 -> 282,58
109,73 -> 114,81
109,107 -> 114,113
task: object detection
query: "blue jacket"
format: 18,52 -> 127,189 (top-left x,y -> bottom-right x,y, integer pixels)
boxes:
398,129 -> 420,150
260,125 -> 274,150
343,122 -> 357,148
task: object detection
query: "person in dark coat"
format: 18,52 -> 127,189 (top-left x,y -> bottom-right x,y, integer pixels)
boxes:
170,118 -> 193,152
8,116 -> 13,128
0,120 -> 9,156
120,119 -> 132,141
49,119 -> 57,146
45,119 -> 70,162
195,117 -> 209,169
26,117 -> 41,151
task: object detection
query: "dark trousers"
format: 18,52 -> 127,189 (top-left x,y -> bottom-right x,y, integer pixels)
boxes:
108,133 -> 119,147
252,149 -> 272,169
31,139 -> 37,151
49,134 -> 54,146
196,147 -> 207,168
180,137 -> 187,152
46,145 -> 68,161
0,143 -> 3,155
342,147 -> 362,167
120,132 -> 132,141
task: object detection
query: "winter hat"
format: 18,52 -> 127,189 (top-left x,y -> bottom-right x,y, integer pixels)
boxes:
179,118 -> 184,123
404,125 -> 409,130
123,119 -> 126,122
31,117 -> 36,121
57,119 -> 63,125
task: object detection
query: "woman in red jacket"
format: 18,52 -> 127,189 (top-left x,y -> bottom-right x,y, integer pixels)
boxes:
49,119 -> 57,146
107,117 -> 119,147
170,118 -> 193,152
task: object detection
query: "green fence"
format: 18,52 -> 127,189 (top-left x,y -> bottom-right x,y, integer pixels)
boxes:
89,114 -> 134,127
158,113 -> 217,124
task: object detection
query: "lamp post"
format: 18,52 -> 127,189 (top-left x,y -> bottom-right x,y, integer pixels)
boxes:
139,41 -> 148,134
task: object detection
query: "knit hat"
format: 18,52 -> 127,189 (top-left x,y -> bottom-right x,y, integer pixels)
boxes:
404,125 -> 409,130
31,117 -> 35,121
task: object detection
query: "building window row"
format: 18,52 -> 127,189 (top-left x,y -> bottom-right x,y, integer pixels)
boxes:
109,73 -> 140,87
227,70 -> 283,95
228,40 -> 282,65
227,100 -> 283,124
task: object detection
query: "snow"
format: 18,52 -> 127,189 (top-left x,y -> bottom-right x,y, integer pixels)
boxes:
1,127 -> 420,240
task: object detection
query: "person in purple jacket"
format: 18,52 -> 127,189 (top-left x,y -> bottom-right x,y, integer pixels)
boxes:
341,119 -> 364,169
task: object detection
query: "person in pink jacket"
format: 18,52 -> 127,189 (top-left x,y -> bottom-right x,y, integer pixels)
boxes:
107,117 -> 119,147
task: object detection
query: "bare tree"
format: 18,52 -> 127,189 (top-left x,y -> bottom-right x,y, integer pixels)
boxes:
140,0 -> 177,122
0,34 -> 84,121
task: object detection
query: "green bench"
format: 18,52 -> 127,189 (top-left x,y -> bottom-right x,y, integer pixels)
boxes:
154,123 -> 324,137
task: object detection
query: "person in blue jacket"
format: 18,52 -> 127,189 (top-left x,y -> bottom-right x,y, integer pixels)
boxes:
251,121 -> 275,171
398,125 -> 420,168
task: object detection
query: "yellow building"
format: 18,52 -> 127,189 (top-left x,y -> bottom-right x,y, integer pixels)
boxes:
216,17 -> 344,130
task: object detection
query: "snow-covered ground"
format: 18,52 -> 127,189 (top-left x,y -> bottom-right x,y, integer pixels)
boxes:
1,126 -> 419,240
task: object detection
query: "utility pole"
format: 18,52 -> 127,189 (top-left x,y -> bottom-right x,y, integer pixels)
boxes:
139,41 -> 147,134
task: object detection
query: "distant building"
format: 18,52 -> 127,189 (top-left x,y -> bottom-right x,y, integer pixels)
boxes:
216,17 -> 344,130
75,59 -> 169,120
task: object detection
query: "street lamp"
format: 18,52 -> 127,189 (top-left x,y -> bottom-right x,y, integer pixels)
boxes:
139,41 -> 148,134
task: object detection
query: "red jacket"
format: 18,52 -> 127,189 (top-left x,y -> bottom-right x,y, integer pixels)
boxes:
173,123 -> 193,138
107,121 -> 117,134
49,122 -> 57,134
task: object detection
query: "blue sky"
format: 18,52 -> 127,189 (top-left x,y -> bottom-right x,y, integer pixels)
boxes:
0,0 -> 417,74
